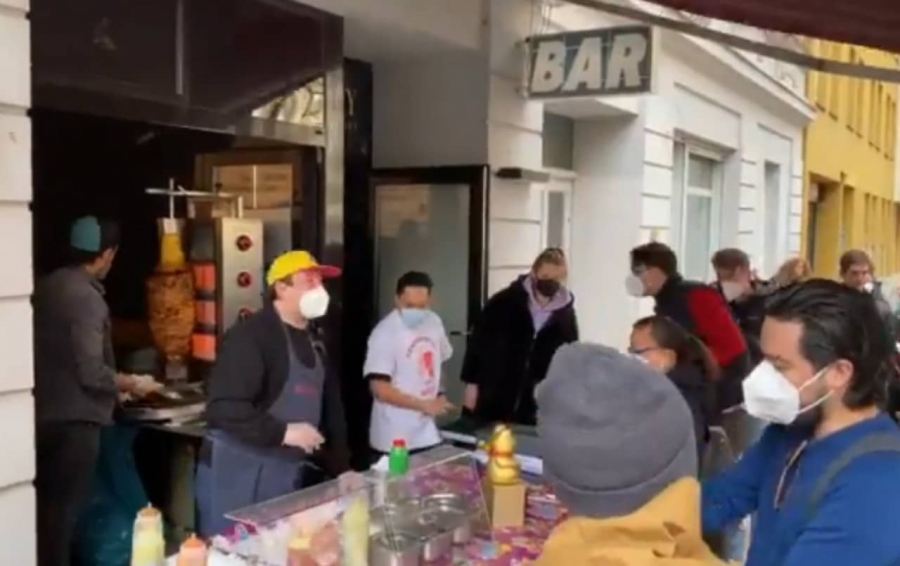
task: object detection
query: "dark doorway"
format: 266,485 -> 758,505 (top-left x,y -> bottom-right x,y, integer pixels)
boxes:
368,166 -> 490,414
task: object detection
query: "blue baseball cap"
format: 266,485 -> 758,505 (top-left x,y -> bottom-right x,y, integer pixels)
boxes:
71,216 -> 120,253
70,216 -> 102,252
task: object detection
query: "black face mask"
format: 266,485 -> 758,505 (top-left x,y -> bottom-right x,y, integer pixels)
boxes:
535,278 -> 561,298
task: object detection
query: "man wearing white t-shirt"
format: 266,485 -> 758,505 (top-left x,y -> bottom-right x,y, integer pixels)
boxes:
365,271 -> 454,459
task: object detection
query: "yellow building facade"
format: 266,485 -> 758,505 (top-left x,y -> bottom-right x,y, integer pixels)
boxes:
802,42 -> 899,278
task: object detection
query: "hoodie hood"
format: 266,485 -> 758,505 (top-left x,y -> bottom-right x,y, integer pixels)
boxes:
521,274 -> 573,310
533,478 -> 728,566
518,274 -> 573,333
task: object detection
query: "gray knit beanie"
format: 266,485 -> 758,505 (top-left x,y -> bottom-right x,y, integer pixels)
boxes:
536,343 -> 697,518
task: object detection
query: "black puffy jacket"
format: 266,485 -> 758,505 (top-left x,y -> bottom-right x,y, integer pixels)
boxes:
460,276 -> 579,426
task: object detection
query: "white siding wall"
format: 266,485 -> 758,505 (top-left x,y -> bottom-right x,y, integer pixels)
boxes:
571,116 -> 646,348
0,0 -> 35,563
485,0 -> 546,296
641,32 -> 806,277
543,11 -> 811,347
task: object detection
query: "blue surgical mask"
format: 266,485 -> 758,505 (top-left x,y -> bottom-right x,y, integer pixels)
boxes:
399,308 -> 430,328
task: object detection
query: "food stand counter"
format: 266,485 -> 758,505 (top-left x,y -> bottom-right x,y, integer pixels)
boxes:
169,445 -> 566,565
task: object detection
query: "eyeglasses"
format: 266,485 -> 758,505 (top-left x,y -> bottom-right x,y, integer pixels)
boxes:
628,346 -> 660,355
774,440 -> 808,509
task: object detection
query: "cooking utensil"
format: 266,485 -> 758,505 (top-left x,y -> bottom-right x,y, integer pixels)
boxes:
371,499 -> 422,533
413,510 -> 454,561
368,532 -> 422,566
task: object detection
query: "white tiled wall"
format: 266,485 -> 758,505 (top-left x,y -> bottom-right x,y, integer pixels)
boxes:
0,0 -> 35,563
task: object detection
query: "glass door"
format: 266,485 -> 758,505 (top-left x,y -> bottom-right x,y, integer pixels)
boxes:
371,167 -> 488,422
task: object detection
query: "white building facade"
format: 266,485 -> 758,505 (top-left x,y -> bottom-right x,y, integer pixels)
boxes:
546,4 -> 816,348
323,0 -> 813,349
0,0 -> 37,562
0,0 -> 813,559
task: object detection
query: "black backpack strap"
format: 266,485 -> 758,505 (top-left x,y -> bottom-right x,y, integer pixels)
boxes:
806,432 -> 900,523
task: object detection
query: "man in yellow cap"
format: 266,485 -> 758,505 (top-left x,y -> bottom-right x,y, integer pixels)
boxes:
196,250 -> 350,536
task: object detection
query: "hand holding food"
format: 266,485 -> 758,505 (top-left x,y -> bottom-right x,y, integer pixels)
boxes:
419,395 -> 453,417
115,373 -> 139,393
117,373 -> 163,395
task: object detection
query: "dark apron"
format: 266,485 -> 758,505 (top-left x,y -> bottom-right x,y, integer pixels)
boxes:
196,326 -> 324,537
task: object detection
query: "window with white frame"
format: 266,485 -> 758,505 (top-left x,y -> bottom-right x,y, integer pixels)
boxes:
677,149 -> 722,281
543,179 -> 573,256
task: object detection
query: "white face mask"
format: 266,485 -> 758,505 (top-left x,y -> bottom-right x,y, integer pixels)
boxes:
299,286 -> 330,319
742,360 -> 833,425
625,274 -> 646,297
720,281 -> 744,302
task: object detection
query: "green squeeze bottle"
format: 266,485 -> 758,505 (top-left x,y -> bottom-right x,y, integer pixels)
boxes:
388,438 -> 409,476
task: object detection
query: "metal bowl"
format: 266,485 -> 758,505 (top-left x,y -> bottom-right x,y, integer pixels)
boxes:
369,532 -> 423,566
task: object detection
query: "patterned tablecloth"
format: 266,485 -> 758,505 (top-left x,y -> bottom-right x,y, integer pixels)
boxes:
411,464 -> 566,565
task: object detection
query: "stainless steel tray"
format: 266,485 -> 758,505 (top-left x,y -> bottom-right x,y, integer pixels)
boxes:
118,402 -> 205,423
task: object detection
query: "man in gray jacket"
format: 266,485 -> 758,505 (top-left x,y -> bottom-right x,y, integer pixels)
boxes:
33,216 -> 133,566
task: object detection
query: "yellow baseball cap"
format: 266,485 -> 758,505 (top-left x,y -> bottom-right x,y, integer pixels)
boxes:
266,250 -> 341,286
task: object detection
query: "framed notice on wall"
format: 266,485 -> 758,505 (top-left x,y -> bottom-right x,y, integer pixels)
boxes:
376,184 -> 431,237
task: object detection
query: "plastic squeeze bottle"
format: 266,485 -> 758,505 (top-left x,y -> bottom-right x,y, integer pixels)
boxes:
287,534 -> 317,566
131,505 -> 165,566
175,534 -> 208,566
388,438 -> 409,476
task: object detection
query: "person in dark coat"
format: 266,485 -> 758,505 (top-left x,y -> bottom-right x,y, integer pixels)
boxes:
630,315 -> 719,468
461,247 -> 579,426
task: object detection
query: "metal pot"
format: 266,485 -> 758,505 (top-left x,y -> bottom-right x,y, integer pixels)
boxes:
421,493 -> 472,544
369,532 -> 422,566
370,499 -> 422,534
413,510 -> 455,562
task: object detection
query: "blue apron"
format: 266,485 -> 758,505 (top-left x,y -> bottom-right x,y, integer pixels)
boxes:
196,326 -> 324,537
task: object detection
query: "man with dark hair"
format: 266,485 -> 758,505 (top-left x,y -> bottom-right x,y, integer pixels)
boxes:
839,249 -> 895,339
197,250 -> 350,536
627,243 -> 749,413
33,216 -> 137,566
839,248 -> 875,290
702,279 -> 900,566
365,271 -> 453,461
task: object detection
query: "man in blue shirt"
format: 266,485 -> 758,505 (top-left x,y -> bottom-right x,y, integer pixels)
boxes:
702,279 -> 900,566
